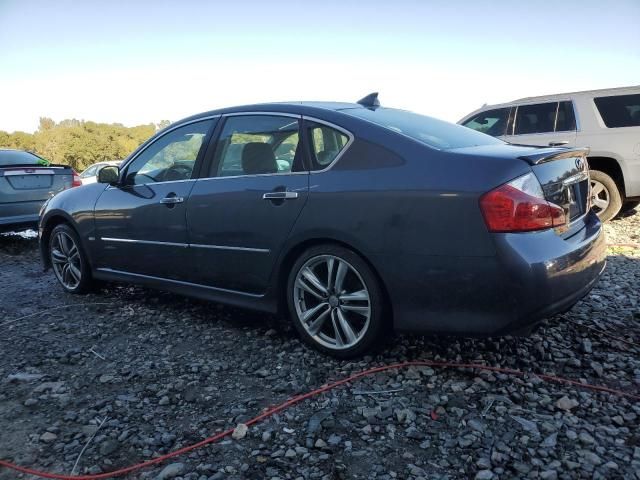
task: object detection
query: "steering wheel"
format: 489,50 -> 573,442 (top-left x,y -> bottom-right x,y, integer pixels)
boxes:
164,164 -> 192,181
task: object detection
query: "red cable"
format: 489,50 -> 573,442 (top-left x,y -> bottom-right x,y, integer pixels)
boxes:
1,360 -> 638,480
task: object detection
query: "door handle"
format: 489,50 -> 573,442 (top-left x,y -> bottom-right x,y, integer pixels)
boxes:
262,191 -> 299,200
160,196 -> 184,204
549,141 -> 569,146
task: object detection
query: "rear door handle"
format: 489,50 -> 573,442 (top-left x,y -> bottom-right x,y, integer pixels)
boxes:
549,141 -> 569,146
262,191 -> 299,200
160,196 -> 184,204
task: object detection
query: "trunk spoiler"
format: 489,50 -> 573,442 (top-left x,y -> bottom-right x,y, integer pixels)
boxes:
516,147 -> 589,166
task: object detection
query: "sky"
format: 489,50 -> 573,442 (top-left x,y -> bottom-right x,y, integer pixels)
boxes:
0,0 -> 639,133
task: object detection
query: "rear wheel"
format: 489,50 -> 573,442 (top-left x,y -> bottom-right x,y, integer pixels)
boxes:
49,223 -> 93,294
590,170 -> 622,222
287,244 -> 387,358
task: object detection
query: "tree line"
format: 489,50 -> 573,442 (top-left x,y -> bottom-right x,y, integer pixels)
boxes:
0,117 -> 171,171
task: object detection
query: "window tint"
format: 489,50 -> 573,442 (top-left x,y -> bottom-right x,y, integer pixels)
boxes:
462,108 -> 510,137
124,120 -> 213,185
594,94 -> 640,128
307,122 -> 350,169
514,102 -> 557,135
555,101 -> 577,131
212,115 -> 301,177
346,108 -> 503,150
0,150 -> 46,166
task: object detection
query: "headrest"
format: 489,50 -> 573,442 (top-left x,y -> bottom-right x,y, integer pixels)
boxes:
242,142 -> 277,175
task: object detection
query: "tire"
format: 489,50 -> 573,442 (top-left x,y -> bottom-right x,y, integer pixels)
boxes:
49,223 -> 93,294
286,244 -> 388,358
621,200 -> 640,214
590,170 -> 622,222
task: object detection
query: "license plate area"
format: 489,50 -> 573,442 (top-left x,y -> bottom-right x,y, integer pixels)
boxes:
567,179 -> 589,221
6,174 -> 54,190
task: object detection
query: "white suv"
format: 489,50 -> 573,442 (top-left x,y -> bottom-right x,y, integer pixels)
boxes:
459,86 -> 640,221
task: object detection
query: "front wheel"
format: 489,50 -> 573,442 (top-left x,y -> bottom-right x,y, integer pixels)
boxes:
49,223 -> 93,294
590,170 -> 622,222
287,244 -> 388,358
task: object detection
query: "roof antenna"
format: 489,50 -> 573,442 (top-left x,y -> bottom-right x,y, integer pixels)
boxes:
357,92 -> 380,109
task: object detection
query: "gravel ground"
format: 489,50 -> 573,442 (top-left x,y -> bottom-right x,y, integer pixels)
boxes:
0,211 -> 639,480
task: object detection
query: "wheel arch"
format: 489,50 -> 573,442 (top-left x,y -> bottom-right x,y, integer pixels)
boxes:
587,156 -> 626,199
275,238 -> 394,325
40,212 -> 81,270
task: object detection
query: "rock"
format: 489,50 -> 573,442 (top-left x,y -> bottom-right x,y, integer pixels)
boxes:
158,396 -> 170,406
232,423 -> 248,440
261,431 -> 272,442
314,438 -> 327,448
40,432 -> 57,443
541,432 -> 557,448
156,462 -> 184,479
285,448 -> 296,458
579,432 -> 595,444
24,398 -> 38,407
511,415 -> 539,434
99,374 -> 114,383
581,338 -> 592,353
540,470 -> 557,480
555,396 -> 579,411
395,408 -> 416,424
7,373 -> 45,382
99,439 -> 118,456
475,470 -> 494,480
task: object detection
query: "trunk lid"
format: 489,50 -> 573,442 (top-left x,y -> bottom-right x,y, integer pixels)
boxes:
518,147 -> 591,225
0,165 -> 74,203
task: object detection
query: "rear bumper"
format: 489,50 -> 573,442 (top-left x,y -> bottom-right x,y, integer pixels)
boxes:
383,210 -> 606,335
0,213 -> 39,233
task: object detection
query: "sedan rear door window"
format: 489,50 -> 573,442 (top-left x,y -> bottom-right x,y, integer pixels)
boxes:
212,115 -> 302,177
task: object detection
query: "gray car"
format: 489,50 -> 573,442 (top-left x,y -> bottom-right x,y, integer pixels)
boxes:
0,149 -> 81,233
39,95 -> 606,357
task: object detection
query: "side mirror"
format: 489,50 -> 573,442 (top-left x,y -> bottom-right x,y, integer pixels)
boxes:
97,165 -> 120,185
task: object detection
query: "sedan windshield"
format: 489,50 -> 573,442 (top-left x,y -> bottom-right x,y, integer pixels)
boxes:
0,150 -> 49,166
345,108 -> 504,150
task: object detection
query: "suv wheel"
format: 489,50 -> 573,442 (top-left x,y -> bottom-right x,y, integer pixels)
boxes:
287,244 -> 387,358
590,170 -> 622,222
49,223 -> 93,293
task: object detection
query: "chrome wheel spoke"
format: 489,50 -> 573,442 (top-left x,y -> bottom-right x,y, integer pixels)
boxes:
591,182 -> 604,196
326,258 -> 335,291
593,197 -> 608,210
340,304 -> 370,316
302,302 -> 329,323
296,276 -> 325,300
301,267 -> 328,296
68,262 -> 81,282
307,306 -> 331,336
51,249 -> 66,264
339,289 -> 369,302
331,310 -> 344,347
334,261 -> 348,293
336,309 -> 357,344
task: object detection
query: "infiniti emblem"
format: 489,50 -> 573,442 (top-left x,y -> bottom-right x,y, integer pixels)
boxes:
575,158 -> 585,170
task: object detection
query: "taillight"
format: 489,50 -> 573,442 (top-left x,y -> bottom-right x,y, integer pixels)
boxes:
480,173 -> 566,232
72,170 -> 82,187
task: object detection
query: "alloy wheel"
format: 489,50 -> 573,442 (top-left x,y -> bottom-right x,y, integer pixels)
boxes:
590,179 -> 610,213
293,255 -> 371,350
51,231 -> 82,290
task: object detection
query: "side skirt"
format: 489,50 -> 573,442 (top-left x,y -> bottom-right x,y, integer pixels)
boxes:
93,268 -> 278,314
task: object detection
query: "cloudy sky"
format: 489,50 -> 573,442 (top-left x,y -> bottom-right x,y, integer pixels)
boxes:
1,0 -> 639,132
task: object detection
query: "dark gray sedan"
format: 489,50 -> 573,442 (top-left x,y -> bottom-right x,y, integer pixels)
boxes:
39,95 -> 606,357
1,149 -> 81,233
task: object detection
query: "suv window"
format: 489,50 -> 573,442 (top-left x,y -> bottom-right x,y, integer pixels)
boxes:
462,108 -> 510,136
124,120 -> 214,185
212,115 -> 302,177
307,122 -> 350,170
514,102 -> 557,135
555,101 -> 577,132
594,94 -> 640,128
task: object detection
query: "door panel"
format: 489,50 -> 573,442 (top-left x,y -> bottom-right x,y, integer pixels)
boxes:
186,174 -> 308,293
93,181 -> 195,279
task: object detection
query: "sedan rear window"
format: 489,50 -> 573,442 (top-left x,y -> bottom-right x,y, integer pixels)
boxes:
345,108 -> 503,150
0,150 -> 48,166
